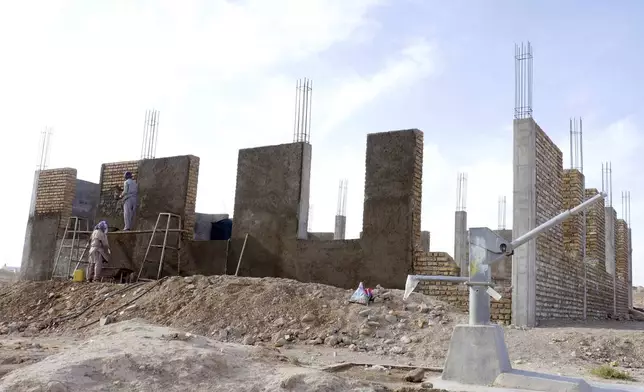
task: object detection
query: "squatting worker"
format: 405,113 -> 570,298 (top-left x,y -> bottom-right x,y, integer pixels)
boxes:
120,171 -> 138,231
88,221 -> 110,282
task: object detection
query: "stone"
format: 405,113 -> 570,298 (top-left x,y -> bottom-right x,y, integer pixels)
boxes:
274,338 -> 286,347
359,309 -> 371,317
390,346 -> 404,354
301,313 -> 316,323
420,381 -> 434,389
273,317 -> 286,327
100,315 -> 115,327
359,327 -> 372,336
324,335 -> 339,346
375,330 -> 387,338
183,276 -> 194,284
242,336 -> 255,345
400,336 -> 411,344
186,284 -> 196,290
403,368 -> 425,383
384,314 -> 397,323
311,338 -> 323,345
366,321 -> 380,327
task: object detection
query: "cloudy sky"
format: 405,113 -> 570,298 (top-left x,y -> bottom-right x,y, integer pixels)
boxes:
1,0 -> 642,285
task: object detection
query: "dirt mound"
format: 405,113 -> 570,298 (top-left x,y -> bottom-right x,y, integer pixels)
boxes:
0,276 -> 464,362
0,319 -> 397,392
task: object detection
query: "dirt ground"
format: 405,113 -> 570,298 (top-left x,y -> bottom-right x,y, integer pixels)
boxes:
0,277 -> 643,391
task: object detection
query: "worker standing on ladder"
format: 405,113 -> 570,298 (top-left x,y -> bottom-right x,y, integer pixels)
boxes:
120,171 -> 138,231
88,221 -> 110,282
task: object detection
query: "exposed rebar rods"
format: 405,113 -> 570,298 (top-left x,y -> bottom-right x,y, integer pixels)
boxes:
569,117 -> 584,172
36,127 -> 53,170
336,179 -> 348,216
141,109 -> 160,159
601,162 -> 613,207
456,173 -> 468,212
514,42 -> 533,119
621,191 -> 632,225
498,196 -> 507,230
293,78 -> 313,143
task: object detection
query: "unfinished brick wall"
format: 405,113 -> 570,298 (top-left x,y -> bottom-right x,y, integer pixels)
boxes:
183,156 -> 200,241
585,188 -> 606,265
413,251 -> 511,324
615,219 -> 629,281
535,127 -> 584,319
21,168 -> 78,281
97,160 -> 139,229
35,168 -> 77,231
562,170 -> 584,261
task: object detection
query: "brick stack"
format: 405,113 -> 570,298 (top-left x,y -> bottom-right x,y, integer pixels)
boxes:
35,168 -> 77,232
183,156 -> 200,240
584,188 -> 606,265
535,127 -> 584,320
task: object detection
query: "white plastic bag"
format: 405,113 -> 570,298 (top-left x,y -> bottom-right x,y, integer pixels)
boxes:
349,282 -> 369,305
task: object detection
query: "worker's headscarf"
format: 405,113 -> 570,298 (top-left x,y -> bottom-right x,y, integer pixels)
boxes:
96,221 -> 108,233
124,171 -> 133,180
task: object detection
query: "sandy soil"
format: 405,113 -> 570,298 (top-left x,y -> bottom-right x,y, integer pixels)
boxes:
1,277 -> 643,390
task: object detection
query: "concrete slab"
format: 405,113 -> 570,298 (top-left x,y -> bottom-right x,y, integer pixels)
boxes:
442,324 -> 511,385
429,376 -> 639,392
494,370 -> 591,392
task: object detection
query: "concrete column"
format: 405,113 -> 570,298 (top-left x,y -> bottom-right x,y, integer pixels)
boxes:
605,207 -> 616,275
333,215 -> 346,240
20,170 -> 40,280
454,211 -> 468,275
421,231 -> 430,253
297,143 -> 312,240
512,118 -> 537,328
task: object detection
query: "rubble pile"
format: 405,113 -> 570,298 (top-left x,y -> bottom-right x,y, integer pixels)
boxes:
0,276 -> 464,362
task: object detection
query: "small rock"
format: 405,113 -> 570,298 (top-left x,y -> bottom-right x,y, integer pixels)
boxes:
349,344 -> 357,351
311,338 -> 323,345
359,327 -> 372,336
514,359 -> 524,365
48,292 -> 55,299
403,368 -> 425,383
273,317 -> 286,327
242,336 -> 255,345
380,291 -> 391,300
359,309 -> 371,317
100,315 -> 114,327
367,321 -> 380,327
183,277 -> 194,284
375,330 -> 387,338
420,381 -> 434,388
390,346 -> 404,354
418,304 -> 429,313
186,284 -> 196,290
384,314 -> 397,323
47,308 -> 54,315
301,313 -> 316,323
400,336 -> 412,344
324,335 -> 339,346
384,339 -> 394,345
274,338 -> 286,347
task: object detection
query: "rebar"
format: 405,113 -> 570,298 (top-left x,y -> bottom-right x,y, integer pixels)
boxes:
293,78 -> 313,143
514,42 -> 533,119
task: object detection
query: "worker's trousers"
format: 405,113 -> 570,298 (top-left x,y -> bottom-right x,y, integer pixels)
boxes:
123,197 -> 137,230
87,253 -> 104,282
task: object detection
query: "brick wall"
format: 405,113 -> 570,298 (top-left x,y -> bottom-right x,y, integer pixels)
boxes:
585,188 -> 606,266
413,251 -> 511,324
562,170 -> 584,261
615,219 -> 629,281
97,160 -> 139,228
535,127 -> 584,319
183,156 -> 200,240
412,133 -> 423,251
35,168 -> 77,231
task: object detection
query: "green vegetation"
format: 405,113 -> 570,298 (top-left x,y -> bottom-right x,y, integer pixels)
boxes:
590,364 -> 635,381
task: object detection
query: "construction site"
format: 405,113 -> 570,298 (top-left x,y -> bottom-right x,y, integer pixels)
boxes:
0,43 -> 642,392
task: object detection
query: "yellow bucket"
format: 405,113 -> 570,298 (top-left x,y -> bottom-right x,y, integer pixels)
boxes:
72,269 -> 85,282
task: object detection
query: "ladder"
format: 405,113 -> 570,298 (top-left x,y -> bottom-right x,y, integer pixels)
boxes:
137,212 -> 183,281
51,217 -> 91,280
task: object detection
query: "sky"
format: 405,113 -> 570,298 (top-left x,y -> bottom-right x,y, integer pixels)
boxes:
0,0 -> 643,285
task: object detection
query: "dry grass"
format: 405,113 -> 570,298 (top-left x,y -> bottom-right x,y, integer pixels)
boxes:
590,364 -> 635,381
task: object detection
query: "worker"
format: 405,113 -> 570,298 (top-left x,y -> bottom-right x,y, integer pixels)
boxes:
88,220 -> 110,282
120,171 -> 138,231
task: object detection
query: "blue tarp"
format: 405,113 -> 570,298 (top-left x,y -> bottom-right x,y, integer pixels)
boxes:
210,218 -> 232,240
